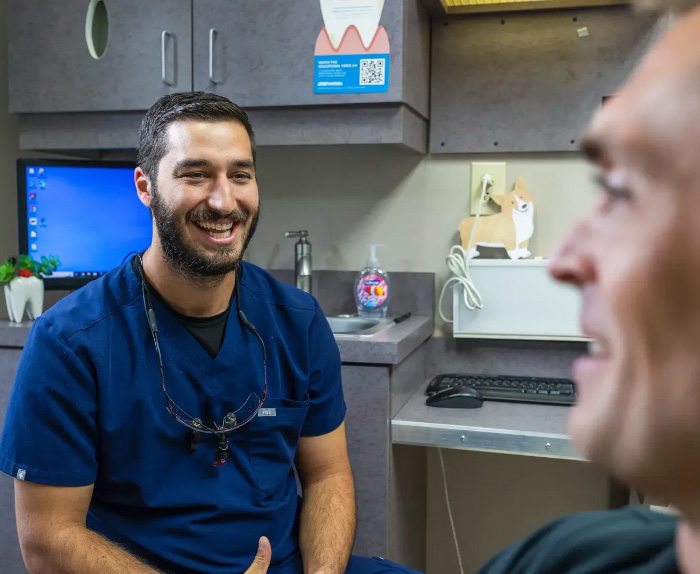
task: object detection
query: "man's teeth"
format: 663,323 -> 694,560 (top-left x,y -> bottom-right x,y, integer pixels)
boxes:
198,222 -> 233,232
588,339 -> 607,357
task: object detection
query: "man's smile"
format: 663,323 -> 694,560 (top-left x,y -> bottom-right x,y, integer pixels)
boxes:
194,220 -> 236,240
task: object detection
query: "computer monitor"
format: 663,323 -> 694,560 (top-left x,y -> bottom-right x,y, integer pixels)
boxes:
17,158 -> 153,290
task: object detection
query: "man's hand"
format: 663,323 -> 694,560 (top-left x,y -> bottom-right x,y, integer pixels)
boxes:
244,536 -> 272,574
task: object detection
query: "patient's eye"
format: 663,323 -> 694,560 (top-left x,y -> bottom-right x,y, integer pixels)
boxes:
605,187 -> 632,202
595,174 -> 633,213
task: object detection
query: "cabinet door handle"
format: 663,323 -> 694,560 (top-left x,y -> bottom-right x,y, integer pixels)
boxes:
161,30 -> 175,86
209,28 -> 220,85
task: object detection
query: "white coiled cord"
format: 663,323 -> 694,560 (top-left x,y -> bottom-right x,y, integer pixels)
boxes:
438,174 -> 493,323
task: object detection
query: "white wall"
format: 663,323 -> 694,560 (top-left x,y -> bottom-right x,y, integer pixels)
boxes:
252,147 -> 596,272
250,145 -> 596,332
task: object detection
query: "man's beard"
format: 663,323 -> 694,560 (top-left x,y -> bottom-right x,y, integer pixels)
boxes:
150,184 -> 259,279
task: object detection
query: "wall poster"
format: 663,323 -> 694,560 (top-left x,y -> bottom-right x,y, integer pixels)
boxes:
314,0 -> 390,94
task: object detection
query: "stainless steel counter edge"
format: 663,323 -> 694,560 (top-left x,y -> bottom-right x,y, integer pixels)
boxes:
392,383 -> 584,460
392,419 -> 583,460
334,315 -> 433,365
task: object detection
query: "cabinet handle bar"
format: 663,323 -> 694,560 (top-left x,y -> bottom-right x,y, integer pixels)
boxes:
161,30 -> 175,86
209,28 -> 220,85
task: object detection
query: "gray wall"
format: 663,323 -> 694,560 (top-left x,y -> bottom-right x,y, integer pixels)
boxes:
0,1 -> 19,267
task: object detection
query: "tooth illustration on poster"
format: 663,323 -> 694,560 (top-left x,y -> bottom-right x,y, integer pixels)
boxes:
314,0 -> 390,94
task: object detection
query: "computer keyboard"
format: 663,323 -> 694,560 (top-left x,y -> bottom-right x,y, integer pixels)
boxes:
426,373 -> 577,406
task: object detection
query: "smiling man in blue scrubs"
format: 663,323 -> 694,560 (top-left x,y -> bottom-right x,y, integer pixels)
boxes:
0,93 -> 420,574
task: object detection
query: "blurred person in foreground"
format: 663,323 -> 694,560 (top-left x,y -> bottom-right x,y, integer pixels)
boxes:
480,4 -> 700,573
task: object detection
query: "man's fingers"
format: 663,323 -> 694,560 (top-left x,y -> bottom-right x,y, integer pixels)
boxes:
254,536 -> 271,565
244,536 -> 271,574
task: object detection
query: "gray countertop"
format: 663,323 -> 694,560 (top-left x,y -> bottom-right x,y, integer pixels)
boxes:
392,383 -> 582,460
335,315 -> 433,365
1,270 -> 436,367
0,321 -> 32,347
0,315 -> 435,367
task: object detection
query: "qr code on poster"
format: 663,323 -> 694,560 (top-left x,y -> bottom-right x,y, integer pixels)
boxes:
359,58 -> 385,86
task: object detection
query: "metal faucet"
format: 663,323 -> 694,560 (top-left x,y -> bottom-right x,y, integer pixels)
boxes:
285,230 -> 312,294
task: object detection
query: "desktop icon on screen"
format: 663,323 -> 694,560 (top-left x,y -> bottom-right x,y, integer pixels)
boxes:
28,217 -> 37,226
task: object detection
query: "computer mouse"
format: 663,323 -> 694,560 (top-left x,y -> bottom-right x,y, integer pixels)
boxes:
425,384 -> 483,409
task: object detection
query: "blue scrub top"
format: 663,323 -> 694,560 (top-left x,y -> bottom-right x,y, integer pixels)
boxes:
0,258 -> 346,574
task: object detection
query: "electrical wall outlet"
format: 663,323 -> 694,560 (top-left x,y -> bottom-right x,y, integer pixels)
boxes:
470,162 -> 506,216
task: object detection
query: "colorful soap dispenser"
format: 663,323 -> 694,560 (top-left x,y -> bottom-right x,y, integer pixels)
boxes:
355,244 -> 390,318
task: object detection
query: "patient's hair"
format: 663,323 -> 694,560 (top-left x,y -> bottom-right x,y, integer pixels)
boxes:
137,92 -> 256,182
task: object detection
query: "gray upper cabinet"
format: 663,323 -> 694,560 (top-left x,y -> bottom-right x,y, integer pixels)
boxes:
192,0 -> 429,117
8,0 -> 192,113
429,7 -> 662,153
9,0 -> 429,152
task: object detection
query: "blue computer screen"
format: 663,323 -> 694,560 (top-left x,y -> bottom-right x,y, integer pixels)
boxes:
20,162 -> 152,283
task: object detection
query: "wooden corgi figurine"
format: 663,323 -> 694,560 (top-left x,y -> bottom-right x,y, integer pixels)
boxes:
458,176 -> 535,260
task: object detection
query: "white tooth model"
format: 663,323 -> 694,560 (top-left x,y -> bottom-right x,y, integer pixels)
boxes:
4,276 -> 44,323
320,0 -> 384,50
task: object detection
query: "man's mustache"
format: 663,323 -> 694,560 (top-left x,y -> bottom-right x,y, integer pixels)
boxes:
188,208 -> 249,225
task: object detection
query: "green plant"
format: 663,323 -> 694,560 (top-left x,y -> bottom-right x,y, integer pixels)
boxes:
0,255 -> 60,286
0,259 -> 16,285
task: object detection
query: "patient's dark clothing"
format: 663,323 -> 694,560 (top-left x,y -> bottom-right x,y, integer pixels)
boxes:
479,506 -> 679,573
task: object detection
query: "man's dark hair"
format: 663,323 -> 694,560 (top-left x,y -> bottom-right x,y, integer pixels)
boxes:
137,91 -> 256,182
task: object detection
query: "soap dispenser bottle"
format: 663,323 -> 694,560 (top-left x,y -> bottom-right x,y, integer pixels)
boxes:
355,244 -> 390,318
